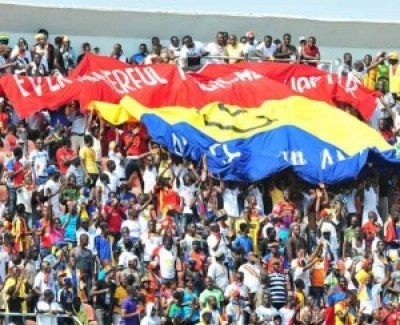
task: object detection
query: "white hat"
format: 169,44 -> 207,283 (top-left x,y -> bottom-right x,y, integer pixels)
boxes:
299,36 -> 306,42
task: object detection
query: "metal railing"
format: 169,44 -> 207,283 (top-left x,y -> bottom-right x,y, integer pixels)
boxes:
180,55 -> 333,73
0,312 -> 83,325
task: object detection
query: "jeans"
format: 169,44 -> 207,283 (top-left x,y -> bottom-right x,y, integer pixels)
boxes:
310,286 -> 325,307
181,213 -> 194,235
8,187 -> 16,215
308,230 -> 317,252
112,313 -> 121,325
95,308 -> 112,325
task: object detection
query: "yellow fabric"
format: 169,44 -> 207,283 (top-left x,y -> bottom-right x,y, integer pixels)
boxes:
79,146 -> 98,174
389,64 -> 400,95
269,187 -> 284,207
90,96 -> 393,156
335,301 -> 349,325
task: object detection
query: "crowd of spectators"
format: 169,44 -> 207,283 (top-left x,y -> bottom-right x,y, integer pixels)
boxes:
0,27 -> 399,325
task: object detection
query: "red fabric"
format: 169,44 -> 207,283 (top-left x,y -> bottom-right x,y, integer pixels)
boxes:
0,54 -> 379,120
324,305 -> 335,325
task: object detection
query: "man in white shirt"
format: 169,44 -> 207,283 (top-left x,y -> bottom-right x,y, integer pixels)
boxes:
118,238 -> 139,269
36,289 -> 63,325
43,166 -> 63,216
179,35 -> 207,69
169,35 -> 181,61
141,220 -> 162,264
205,32 -> 225,63
105,159 -> 120,193
156,237 -> 177,283
238,252 -> 262,294
76,218 -> 96,251
29,138 -> 49,185
256,35 -> 277,60
243,31 -> 259,61
207,251 -> 229,290
255,293 -> 279,323
223,182 -> 240,219
33,262 -> 56,299
67,104 -> 87,152
207,223 -> 229,259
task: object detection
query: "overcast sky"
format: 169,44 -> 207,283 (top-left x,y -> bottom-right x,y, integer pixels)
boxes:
3,0 -> 400,21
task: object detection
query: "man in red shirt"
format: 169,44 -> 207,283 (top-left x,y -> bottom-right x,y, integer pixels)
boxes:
103,195 -> 125,240
303,36 -> 320,66
56,138 -> 76,174
6,147 -> 24,215
123,122 -> 150,183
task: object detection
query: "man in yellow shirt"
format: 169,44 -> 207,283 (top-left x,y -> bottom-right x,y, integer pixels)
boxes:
224,35 -> 244,63
79,134 -> 99,185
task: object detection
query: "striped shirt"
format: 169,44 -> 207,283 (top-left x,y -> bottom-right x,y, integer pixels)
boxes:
268,272 -> 287,305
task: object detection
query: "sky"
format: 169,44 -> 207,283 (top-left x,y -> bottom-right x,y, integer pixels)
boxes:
2,0 -> 400,21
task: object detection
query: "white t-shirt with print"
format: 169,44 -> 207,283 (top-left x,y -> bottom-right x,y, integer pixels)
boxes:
29,149 -> 49,177
158,247 -> 176,279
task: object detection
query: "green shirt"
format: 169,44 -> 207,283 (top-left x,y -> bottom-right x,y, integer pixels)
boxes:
199,288 -> 224,308
343,227 -> 357,242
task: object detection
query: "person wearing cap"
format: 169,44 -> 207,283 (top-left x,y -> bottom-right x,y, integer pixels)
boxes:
32,29 -> 53,72
388,51 -> 400,99
60,36 -> 77,72
207,251 -> 229,290
243,31 -> 258,61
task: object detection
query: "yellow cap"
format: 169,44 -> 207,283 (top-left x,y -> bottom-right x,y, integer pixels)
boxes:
388,52 -> 399,60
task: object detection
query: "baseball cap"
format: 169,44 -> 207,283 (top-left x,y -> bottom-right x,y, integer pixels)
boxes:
299,36 -> 306,42
388,52 -> 399,61
47,165 -> 60,175
246,31 -> 255,38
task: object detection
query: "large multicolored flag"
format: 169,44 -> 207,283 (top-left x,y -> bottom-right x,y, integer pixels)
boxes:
90,94 -> 399,184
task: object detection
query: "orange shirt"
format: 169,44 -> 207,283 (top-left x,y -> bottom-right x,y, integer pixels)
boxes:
189,251 -> 206,272
311,260 -> 325,287
362,222 -> 378,237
